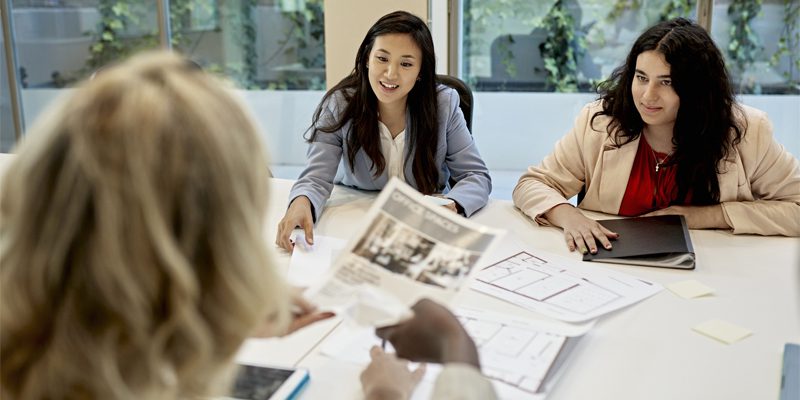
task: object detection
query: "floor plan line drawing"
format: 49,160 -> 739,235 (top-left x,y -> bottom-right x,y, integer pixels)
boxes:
471,246 -> 663,322
476,252 -> 623,315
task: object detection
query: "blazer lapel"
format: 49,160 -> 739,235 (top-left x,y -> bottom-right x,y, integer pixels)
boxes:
597,136 -> 639,213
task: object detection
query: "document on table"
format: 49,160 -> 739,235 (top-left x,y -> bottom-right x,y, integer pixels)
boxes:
319,307 -> 589,398
287,233 -> 346,287
235,316 -> 342,368
471,246 -> 662,323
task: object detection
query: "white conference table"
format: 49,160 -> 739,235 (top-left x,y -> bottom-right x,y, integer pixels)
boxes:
258,178 -> 800,400
0,151 -> 797,399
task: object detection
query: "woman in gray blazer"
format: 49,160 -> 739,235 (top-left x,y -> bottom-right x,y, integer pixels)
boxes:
276,11 -> 491,251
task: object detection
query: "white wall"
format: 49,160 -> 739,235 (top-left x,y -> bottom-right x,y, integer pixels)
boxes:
322,0 -> 428,89
19,89 -> 800,172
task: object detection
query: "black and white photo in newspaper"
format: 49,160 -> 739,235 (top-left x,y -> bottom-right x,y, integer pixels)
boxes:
307,178 -> 504,326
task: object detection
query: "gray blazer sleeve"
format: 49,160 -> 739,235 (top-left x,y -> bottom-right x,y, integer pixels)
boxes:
287,95 -> 343,222
438,87 -> 492,217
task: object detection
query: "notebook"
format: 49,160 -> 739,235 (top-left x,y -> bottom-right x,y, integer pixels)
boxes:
582,215 -> 695,269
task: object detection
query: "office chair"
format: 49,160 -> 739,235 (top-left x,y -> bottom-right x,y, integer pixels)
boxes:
436,74 -> 473,133
436,75 -> 474,193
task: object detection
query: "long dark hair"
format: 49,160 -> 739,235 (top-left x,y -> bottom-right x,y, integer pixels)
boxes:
306,11 -> 439,194
591,18 -> 744,205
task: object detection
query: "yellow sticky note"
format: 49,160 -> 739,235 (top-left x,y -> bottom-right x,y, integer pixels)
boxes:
693,319 -> 752,345
667,279 -> 715,299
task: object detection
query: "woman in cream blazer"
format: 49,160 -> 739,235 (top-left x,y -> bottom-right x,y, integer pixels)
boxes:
514,18 -> 800,254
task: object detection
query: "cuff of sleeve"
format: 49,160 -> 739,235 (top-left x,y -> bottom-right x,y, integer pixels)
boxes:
432,363 -> 497,400
531,201 -> 572,227
533,213 -> 553,226
720,202 -> 734,230
453,200 -> 466,216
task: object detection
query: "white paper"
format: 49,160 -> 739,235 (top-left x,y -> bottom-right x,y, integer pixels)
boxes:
472,245 -> 662,323
667,279 -> 715,299
319,307 -> 587,397
693,319 -> 752,344
235,316 -> 342,367
287,233 -> 346,287
306,179 -> 504,327
424,194 -> 455,206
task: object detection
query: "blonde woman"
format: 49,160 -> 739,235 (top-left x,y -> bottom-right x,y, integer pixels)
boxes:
0,52 -> 330,399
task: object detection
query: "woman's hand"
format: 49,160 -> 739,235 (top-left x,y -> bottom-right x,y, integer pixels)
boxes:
360,346 -> 426,400
642,204 -> 730,229
252,289 -> 335,338
284,290 -> 335,335
430,194 -> 459,213
544,203 -> 619,254
376,298 -> 479,368
276,196 -> 314,252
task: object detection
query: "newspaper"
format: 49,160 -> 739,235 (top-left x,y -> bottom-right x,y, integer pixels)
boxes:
306,178 -> 504,327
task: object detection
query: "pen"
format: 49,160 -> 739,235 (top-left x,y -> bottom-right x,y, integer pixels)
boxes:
381,339 -> 386,351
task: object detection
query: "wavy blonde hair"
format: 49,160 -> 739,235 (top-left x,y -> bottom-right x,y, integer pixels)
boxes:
0,51 -> 290,399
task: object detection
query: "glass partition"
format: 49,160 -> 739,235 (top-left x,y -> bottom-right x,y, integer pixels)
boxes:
710,0 -> 799,94
169,0 -> 325,90
9,0 -> 325,90
1,36 -> 14,152
462,0 -> 798,94
4,0 -> 327,141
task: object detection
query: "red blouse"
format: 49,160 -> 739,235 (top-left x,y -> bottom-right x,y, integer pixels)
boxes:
618,137 -> 688,216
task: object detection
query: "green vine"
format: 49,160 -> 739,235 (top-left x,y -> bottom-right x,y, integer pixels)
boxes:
44,0 -> 800,94
658,0 -> 696,21
498,35 -> 517,79
770,0 -> 799,93
539,0 -> 584,92
81,0 -> 323,90
463,0 -> 547,87
727,0 -> 763,93
266,0 -> 325,90
84,0 -> 201,76
606,0 -> 642,21
86,1 -> 156,72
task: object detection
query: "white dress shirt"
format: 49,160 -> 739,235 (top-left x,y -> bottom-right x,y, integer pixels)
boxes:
378,121 -> 406,182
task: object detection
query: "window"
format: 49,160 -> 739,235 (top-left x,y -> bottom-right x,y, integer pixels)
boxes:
170,0 -> 326,90
711,0 -> 799,94
7,0 -> 325,90
11,0 -> 159,88
461,0 -> 798,94
2,0 -> 327,149
1,49 -> 14,152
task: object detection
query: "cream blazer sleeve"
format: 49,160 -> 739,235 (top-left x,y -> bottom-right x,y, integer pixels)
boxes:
718,106 -> 800,236
512,101 -> 607,226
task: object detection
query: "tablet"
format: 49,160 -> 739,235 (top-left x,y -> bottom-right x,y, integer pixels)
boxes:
225,364 -> 309,400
